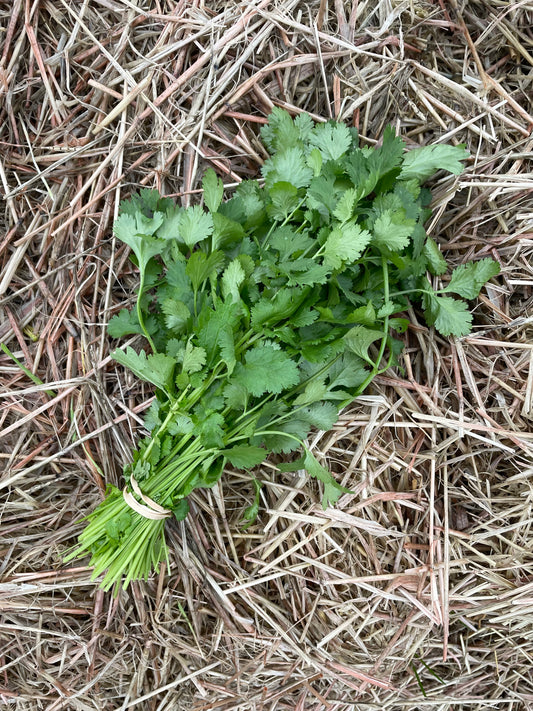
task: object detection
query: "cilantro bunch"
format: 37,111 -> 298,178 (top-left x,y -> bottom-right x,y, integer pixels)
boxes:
66,109 -> 499,590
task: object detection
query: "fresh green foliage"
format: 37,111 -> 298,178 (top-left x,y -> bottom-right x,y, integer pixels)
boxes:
399,143 -> 470,181
442,258 -> 501,299
241,478 -> 263,529
67,110 -> 499,590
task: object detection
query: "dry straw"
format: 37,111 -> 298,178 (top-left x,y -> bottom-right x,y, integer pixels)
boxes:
1,0 -> 533,709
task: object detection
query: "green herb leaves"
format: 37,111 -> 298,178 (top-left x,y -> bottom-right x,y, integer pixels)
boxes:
399,143 -> 470,181
234,343 -> 300,397
112,348 -> 176,391
202,168 -> 224,212
324,223 -> 371,269
442,258 -> 501,299
72,109 -> 499,591
422,294 -> 473,337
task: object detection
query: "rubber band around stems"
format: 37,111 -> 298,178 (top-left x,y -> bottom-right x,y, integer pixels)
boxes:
122,475 -> 172,520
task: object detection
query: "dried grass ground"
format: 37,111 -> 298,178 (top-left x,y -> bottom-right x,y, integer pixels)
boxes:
1,1 -> 533,709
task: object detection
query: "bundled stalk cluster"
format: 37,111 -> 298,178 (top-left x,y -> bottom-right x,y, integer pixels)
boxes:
66,109 -> 499,590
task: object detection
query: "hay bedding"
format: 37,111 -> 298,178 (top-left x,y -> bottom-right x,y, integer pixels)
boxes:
0,0 -> 532,708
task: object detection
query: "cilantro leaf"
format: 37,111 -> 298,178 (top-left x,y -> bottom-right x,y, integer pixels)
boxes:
165,256 -> 190,292
223,446 -> 266,469
267,181 -> 300,221
423,237 -> 448,276
157,205 -> 183,241
143,400 -> 162,431
186,250 -> 225,293
108,309 -> 143,338
262,147 -> 314,189
211,213 -> 246,250
307,148 -> 322,177
254,417 -> 309,454
333,188 -> 358,223
241,478 -> 262,528
178,205 -> 214,247
443,259 -> 500,299
283,261 -> 331,286
132,188 -> 172,215
223,381 -> 248,409
344,326 -> 383,365
172,499 -> 190,521
112,347 -> 176,392
251,288 -> 308,329
309,121 -> 352,161
367,125 -> 405,178
294,112 -> 314,142
161,299 -> 190,332
217,326 -> 236,375
350,302 -> 377,326
233,181 -> 265,222
113,213 -> 165,271
194,411 -> 225,448
300,402 -> 339,430
376,301 -> 402,318
222,259 -> 246,303
307,174 -> 338,216
400,144 -> 469,182
260,106 -> 302,152
270,227 -> 313,260
293,377 -> 328,406
168,413 -> 194,436
423,293 -> 473,337
292,307 -> 318,328
328,351 -> 371,393
197,300 -> 240,369
302,448 -> 351,508
324,223 -> 372,269
234,343 -> 300,397
105,510 -> 132,544
202,168 -> 224,213
260,108 -> 315,153
344,150 -> 375,199
182,342 -> 206,374
371,209 -> 415,252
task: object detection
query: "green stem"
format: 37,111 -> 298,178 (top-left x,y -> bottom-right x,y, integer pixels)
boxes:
376,350 -> 395,376
141,396 -> 187,464
148,362 -> 226,468
355,257 -> 390,395
137,273 -> 157,353
193,288 -> 198,319
388,287 -> 433,299
253,430 -> 303,447
261,197 -> 307,253
0,343 -> 56,397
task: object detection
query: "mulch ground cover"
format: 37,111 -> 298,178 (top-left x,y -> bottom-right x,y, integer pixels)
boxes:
1,1 -> 533,709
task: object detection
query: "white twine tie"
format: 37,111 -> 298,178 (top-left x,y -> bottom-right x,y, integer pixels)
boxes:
123,476 -> 172,520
